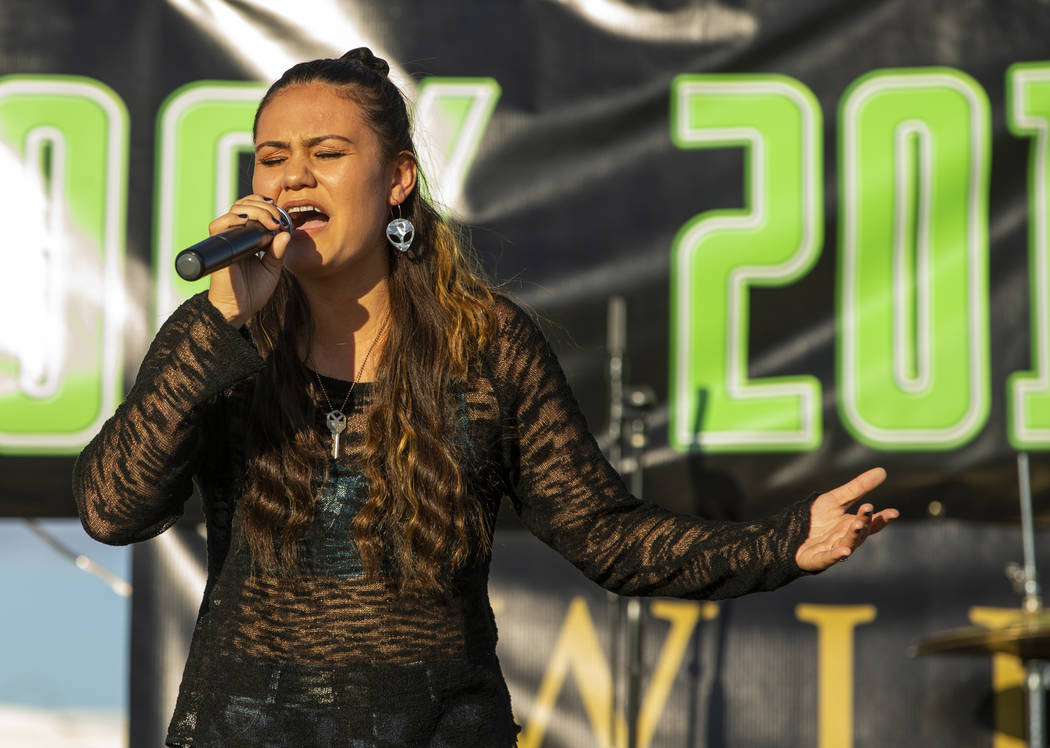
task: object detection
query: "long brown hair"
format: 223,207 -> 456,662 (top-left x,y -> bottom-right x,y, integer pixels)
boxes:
241,49 -> 496,591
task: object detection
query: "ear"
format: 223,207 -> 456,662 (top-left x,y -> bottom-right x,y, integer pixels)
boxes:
388,151 -> 418,206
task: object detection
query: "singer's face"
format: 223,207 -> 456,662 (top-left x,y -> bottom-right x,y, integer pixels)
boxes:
252,82 -> 406,280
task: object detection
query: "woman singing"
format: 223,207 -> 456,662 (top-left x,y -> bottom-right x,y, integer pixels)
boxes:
74,48 -> 897,747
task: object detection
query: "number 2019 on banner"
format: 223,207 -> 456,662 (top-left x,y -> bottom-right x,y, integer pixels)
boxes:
669,63 -> 1050,453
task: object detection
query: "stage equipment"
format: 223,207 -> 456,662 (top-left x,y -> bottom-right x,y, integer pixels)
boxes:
23,518 -> 131,597
174,205 -> 292,281
911,615 -> 1050,660
605,296 -> 626,743
623,384 -> 656,748
602,295 -> 658,748
912,454 -> 1048,748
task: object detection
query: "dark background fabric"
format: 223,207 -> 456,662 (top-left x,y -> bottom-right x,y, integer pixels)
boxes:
2,0 -> 1048,522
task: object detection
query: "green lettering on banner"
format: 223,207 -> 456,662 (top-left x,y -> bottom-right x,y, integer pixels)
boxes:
1007,63 -> 1050,450
412,77 -> 501,215
838,69 -> 991,450
668,74 -> 823,452
0,76 -> 127,454
153,82 -> 266,325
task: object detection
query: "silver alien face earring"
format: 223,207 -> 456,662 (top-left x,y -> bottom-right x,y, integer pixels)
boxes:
385,203 -> 414,252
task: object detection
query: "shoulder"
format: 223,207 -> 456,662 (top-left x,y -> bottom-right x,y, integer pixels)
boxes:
482,293 -> 569,395
490,292 -> 547,346
486,293 -> 564,372
491,292 -> 530,324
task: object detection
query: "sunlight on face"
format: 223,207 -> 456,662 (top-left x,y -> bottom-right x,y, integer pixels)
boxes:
252,82 -> 395,282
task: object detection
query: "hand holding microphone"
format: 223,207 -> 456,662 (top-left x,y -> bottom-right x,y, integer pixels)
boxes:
198,195 -> 293,328
176,203 -> 293,281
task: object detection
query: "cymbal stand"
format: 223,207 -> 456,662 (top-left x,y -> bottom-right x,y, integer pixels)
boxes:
603,295 -> 656,747
623,385 -> 656,748
1012,452 -> 1046,748
605,296 -> 626,743
912,454 -> 1048,746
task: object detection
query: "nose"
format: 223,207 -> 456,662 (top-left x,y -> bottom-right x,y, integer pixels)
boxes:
282,154 -> 316,189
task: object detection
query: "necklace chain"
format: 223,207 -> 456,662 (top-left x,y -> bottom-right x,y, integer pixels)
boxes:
313,311 -> 390,458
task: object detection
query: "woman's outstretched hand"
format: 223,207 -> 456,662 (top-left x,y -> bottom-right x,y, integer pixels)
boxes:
795,467 -> 899,572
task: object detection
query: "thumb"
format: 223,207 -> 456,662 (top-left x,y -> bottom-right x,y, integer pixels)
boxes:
263,231 -> 290,270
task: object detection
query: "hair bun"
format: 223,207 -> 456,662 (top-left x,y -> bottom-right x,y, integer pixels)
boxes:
341,47 -> 390,77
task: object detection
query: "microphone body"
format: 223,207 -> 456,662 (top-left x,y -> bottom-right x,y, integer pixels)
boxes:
175,206 -> 292,281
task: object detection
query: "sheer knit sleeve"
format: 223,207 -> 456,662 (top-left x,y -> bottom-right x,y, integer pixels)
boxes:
73,292 -> 264,545
491,296 -> 813,599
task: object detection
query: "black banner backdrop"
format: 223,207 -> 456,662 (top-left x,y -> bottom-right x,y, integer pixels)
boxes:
1,0 -> 1048,519
2,1 -> 1050,745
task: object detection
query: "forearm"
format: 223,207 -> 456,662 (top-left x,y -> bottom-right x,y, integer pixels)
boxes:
73,292 -> 262,544
588,497 -> 814,599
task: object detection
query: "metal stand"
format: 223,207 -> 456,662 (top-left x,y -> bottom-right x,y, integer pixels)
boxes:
623,386 -> 655,748
1015,453 -> 1046,748
912,454 -> 1050,747
603,296 -> 656,748
605,297 -> 626,744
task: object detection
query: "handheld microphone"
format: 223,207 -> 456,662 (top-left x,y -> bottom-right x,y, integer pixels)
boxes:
174,205 -> 293,281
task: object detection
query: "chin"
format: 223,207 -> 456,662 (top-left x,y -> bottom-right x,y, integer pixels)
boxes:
282,238 -> 324,272
284,235 -> 390,281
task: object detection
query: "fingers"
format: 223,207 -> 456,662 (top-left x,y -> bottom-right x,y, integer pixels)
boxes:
208,194 -> 285,237
205,195 -> 287,327
824,467 -> 887,509
834,510 -> 871,548
267,230 -> 291,262
798,470 -> 898,572
823,506 -> 899,565
796,537 -> 852,572
868,508 -> 900,535
209,194 -> 288,274
810,469 -> 884,525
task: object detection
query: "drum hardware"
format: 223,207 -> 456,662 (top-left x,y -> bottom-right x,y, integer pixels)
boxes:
912,454 -> 1047,748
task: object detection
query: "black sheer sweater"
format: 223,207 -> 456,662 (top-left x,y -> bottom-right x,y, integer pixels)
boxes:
73,291 -> 813,747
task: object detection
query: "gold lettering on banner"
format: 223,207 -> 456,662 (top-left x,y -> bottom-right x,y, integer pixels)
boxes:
795,604 -> 877,748
517,597 -> 715,748
969,607 -> 1026,748
637,600 -> 712,747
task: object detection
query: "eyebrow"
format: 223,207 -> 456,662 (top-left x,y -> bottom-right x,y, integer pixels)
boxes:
255,134 -> 353,150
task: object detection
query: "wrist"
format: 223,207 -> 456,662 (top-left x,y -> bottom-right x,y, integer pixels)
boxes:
207,293 -> 248,329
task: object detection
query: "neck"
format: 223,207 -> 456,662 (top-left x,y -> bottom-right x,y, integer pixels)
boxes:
298,256 -> 393,381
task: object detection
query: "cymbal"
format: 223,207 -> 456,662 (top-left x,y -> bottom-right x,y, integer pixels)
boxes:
911,616 -> 1050,660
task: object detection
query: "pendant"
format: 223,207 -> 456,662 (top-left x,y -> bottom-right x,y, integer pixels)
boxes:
326,410 -> 347,459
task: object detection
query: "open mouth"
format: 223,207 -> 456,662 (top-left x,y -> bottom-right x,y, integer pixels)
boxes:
286,204 -> 330,232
